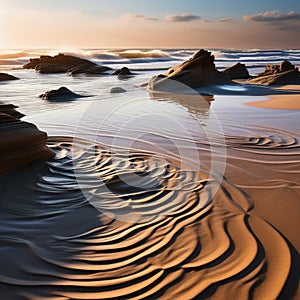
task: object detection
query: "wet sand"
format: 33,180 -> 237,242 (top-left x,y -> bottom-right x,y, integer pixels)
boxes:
246,94 -> 300,110
0,127 -> 299,299
246,85 -> 300,110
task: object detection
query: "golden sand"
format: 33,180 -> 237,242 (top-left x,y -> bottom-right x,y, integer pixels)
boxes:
246,85 -> 300,110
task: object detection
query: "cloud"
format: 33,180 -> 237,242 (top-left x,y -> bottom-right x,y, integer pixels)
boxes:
123,13 -> 159,22
127,13 -> 144,19
243,10 -> 300,23
165,13 -> 201,22
146,17 -> 159,21
218,18 -> 235,23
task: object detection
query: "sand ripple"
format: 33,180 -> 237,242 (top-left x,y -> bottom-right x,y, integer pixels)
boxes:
0,137 -> 298,299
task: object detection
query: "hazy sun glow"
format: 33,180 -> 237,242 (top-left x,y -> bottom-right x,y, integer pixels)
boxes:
2,0 -> 300,49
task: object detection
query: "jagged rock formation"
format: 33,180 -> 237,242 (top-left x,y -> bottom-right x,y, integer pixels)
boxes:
23,53 -> 132,76
23,53 -> 98,74
247,60 -> 300,85
147,49 -> 231,91
222,63 -> 250,79
258,60 -> 296,76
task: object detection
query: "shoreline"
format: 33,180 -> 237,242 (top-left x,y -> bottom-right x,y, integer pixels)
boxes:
246,94 -> 300,110
246,84 -> 300,110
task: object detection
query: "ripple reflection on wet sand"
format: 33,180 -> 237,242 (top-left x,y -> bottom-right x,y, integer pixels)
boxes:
0,136 -> 298,299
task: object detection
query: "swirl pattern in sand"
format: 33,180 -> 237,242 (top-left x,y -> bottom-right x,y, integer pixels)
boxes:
0,137 -> 297,299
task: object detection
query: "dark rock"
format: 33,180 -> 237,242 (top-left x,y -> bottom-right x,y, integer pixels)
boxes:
247,60 -> 300,85
39,87 -> 88,101
0,113 -> 54,176
23,58 -> 41,69
109,87 -> 127,93
247,69 -> 300,86
147,49 -> 231,91
23,53 -> 97,74
257,60 -> 296,77
0,102 -> 24,119
35,64 -> 68,74
222,63 -> 250,79
0,73 -> 19,81
68,64 -> 112,75
280,60 -> 295,72
112,67 -> 133,76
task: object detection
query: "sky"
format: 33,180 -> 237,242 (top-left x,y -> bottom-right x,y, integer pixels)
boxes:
1,0 -> 300,49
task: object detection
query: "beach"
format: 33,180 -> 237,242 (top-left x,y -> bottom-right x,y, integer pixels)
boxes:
0,48 -> 299,299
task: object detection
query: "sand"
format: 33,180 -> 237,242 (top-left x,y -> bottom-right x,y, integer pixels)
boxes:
246,85 -> 300,110
246,94 -> 300,110
0,130 -> 299,299
0,78 -> 299,298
